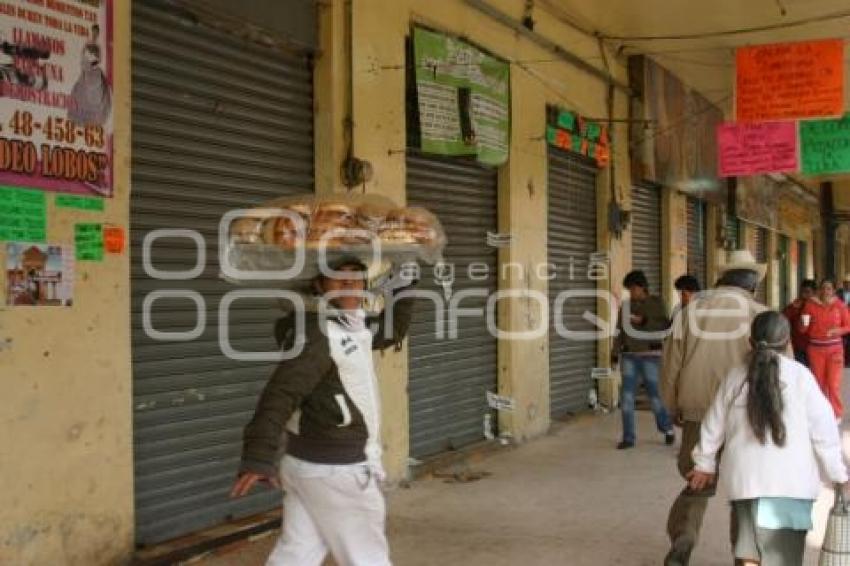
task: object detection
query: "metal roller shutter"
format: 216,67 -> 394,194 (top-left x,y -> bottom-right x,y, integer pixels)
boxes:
406,153 -> 498,458
726,214 -> 741,251
753,225 -> 768,305
687,197 -> 708,290
131,3 -> 314,545
547,148 -> 598,417
631,183 -> 663,294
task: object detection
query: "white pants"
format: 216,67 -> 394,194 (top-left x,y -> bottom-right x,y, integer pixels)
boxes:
265,456 -> 392,566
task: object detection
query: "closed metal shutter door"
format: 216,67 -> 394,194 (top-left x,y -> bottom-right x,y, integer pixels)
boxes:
406,153 -> 498,458
752,225 -> 769,305
726,215 -> 741,250
687,198 -> 708,290
547,149 -> 598,417
132,3 -> 314,545
631,183 -> 663,294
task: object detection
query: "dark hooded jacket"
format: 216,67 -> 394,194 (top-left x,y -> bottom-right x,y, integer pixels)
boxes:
239,288 -> 416,475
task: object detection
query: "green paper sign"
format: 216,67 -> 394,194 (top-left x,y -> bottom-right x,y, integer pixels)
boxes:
556,110 -> 576,131
545,105 -> 611,167
413,27 -> 510,166
800,115 -> 850,175
75,223 -> 104,262
56,195 -> 105,212
0,186 -> 47,242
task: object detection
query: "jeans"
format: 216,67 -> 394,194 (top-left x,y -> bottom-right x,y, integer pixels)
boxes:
620,353 -> 672,444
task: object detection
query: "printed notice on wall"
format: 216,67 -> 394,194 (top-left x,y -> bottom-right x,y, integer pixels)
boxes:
74,222 -> 102,261
0,0 -> 114,196
717,121 -> 798,177
413,27 -> 510,166
0,185 -> 46,242
736,39 -> 844,122
800,114 -> 850,175
5,241 -> 72,306
55,193 -> 103,211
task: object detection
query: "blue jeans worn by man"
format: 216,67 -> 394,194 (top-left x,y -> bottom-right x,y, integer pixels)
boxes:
620,353 -> 673,446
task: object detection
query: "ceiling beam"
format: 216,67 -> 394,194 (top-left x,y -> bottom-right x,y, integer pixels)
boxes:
462,0 -> 632,95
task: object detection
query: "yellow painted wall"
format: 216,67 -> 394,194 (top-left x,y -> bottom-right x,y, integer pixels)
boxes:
833,180 -> 850,213
0,2 -> 133,564
340,0 -> 632,474
766,230 -> 778,309
663,189 -> 688,311
706,203 -> 722,288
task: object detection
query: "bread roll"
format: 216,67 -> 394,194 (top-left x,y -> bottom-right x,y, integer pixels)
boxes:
230,217 -> 265,244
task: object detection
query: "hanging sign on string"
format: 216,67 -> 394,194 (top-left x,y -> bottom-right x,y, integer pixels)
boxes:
736,39 -> 844,122
717,121 -> 798,177
800,114 -> 850,176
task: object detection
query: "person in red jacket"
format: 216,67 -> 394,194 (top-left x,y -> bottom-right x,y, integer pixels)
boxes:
800,278 -> 850,419
783,279 -> 817,366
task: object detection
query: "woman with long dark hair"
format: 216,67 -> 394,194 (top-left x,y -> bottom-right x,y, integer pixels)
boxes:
688,311 -> 847,565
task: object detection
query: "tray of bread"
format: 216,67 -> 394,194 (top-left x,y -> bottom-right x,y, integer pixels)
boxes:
222,194 -> 446,287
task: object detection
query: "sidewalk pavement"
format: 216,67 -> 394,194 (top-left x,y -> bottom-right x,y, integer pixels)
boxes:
193,378 -> 850,566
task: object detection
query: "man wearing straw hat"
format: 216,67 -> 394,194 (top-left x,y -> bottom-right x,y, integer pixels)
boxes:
661,249 -> 767,565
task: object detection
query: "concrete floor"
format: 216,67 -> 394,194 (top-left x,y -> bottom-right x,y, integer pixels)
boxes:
192,388 -> 850,566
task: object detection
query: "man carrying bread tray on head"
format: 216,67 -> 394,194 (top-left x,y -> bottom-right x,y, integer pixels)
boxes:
230,256 -> 418,566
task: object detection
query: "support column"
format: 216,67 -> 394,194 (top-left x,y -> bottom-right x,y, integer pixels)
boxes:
662,188 -> 688,312
706,203 -> 721,288
496,69 -> 550,442
351,0 -> 410,481
314,0 -> 348,196
765,229 -> 777,308
822,182 -> 835,278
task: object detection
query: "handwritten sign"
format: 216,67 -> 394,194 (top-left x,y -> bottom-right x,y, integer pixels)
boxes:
800,115 -> 850,175
0,186 -> 46,242
74,223 -> 103,262
736,39 -> 844,122
103,225 -> 124,254
717,121 -> 798,177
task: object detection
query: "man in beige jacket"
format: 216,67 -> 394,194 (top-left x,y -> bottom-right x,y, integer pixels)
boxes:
660,250 -> 767,566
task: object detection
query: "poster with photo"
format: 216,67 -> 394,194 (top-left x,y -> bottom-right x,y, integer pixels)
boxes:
5,241 -> 73,306
0,0 -> 114,196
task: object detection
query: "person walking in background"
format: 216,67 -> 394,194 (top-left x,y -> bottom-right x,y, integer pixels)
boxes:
672,275 -> 701,321
661,250 -> 767,566
837,275 -> 850,304
800,278 -> 850,420
688,311 -> 847,566
783,279 -> 816,367
841,275 -> 850,367
613,270 -> 674,450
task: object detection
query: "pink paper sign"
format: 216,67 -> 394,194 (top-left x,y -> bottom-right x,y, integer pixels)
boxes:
717,121 -> 798,177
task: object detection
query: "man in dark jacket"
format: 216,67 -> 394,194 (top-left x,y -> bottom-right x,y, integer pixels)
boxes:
614,270 -> 674,449
231,258 -> 416,566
